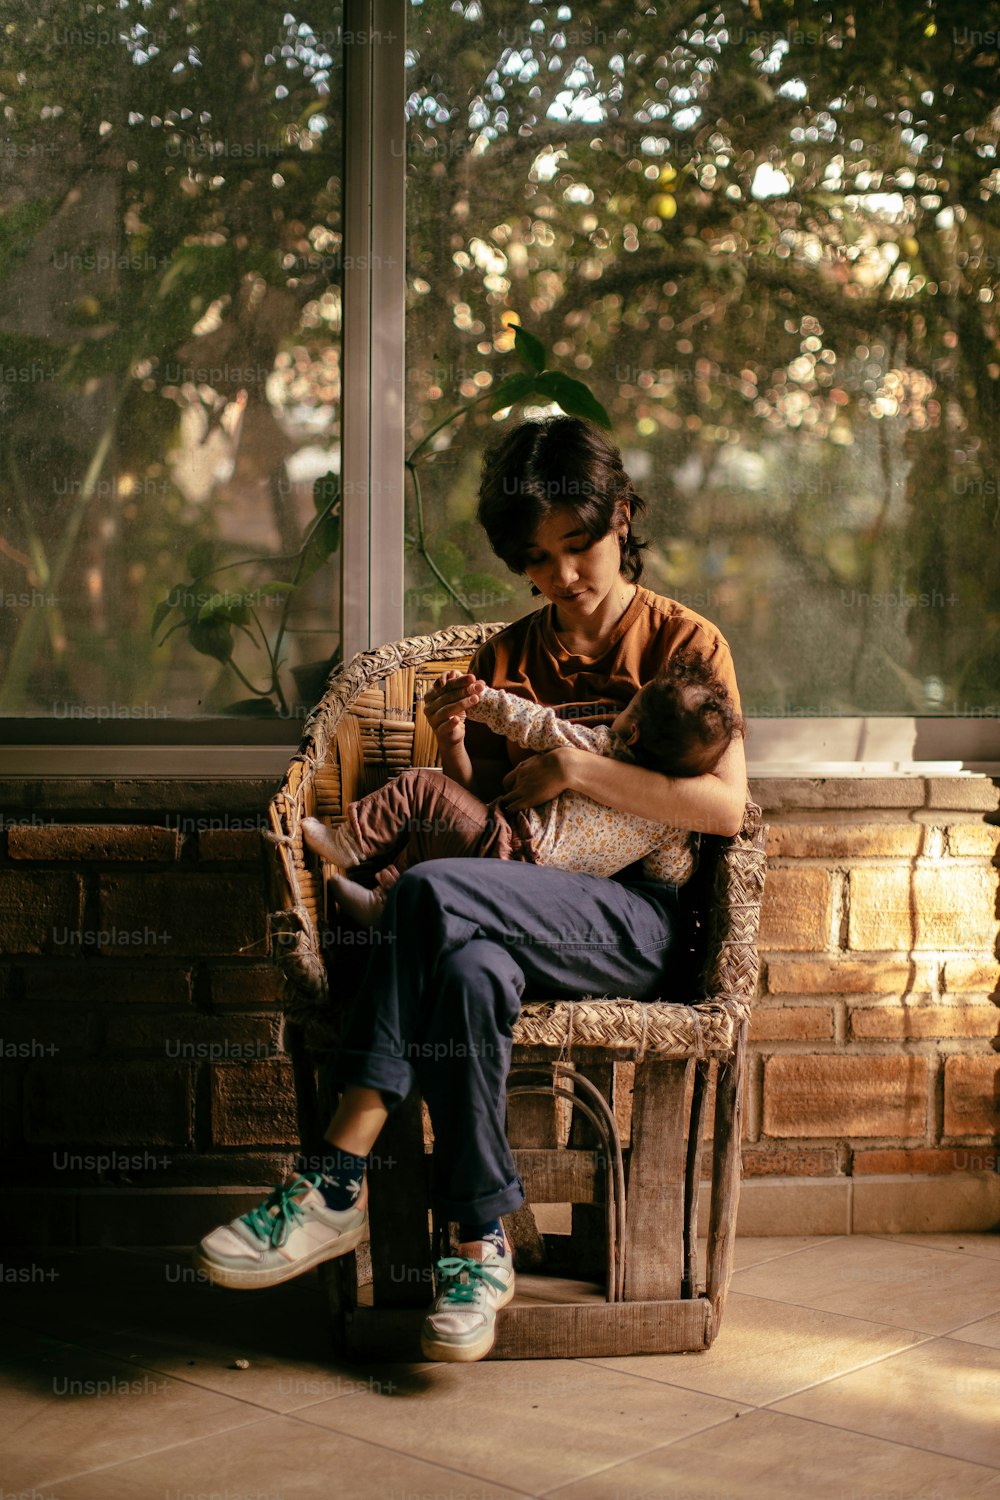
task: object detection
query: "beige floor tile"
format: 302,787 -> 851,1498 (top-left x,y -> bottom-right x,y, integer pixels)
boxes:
731,1235 -> 840,1270
71,1322 -> 421,1414
0,1324 -> 76,1359
294,1358 -> 744,1492
545,1408 -> 1000,1500
8,1234 -> 1000,1499
582,1291 -> 926,1404
2,1246 -> 331,1352
0,1340 -> 264,1490
950,1311 -> 1000,1351
730,1233 -> 1000,1334
681,1234 -> 838,1293
867,1231 -> 1000,1262
5,1248 -> 435,1416
50,1413 -> 529,1500
774,1336 -> 1000,1468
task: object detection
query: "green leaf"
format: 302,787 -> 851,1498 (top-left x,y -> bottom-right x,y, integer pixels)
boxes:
488,372 -> 542,414
197,592 -> 250,626
150,597 -> 176,640
458,571 -> 515,611
256,580 -> 297,598
513,325 -> 547,374
152,616 -> 194,649
312,470 -> 340,513
298,508 -> 341,584
196,592 -> 226,622
531,372 -> 612,429
188,617 -> 233,663
153,581 -> 209,635
460,571 -> 515,595
437,539 -> 465,578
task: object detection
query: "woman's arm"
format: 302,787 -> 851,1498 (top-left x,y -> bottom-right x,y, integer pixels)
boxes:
501,733 -> 748,837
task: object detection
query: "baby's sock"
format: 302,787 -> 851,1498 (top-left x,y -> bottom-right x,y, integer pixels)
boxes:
328,872 -> 387,927
301,815 -> 364,868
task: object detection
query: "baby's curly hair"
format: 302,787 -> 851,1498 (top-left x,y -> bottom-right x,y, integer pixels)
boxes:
627,650 -> 745,778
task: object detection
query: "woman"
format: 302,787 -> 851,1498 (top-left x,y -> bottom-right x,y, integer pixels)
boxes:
196,416 -> 747,1363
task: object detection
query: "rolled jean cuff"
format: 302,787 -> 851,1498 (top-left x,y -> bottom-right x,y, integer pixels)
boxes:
329,1046 -> 415,1111
433,1172 -> 525,1224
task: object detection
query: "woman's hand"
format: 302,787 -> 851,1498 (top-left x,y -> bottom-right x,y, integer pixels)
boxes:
499,746 -> 577,811
422,670 -> 486,752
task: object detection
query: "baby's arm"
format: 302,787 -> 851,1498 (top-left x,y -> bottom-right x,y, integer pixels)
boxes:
467,686 -> 610,754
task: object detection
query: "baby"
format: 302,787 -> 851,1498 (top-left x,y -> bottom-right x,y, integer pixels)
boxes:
302,650 -> 744,925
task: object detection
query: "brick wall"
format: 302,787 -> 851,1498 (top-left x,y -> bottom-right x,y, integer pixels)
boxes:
1,773 -> 997,1244
0,777 -> 292,1246
742,776 -> 1000,1234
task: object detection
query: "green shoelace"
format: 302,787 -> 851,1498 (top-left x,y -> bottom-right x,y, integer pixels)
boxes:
241,1172 -> 324,1248
434,1255 -> 507,1303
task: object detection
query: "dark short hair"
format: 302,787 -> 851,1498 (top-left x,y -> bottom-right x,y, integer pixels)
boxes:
477,417 -> 649,592
628,650 -> 745,777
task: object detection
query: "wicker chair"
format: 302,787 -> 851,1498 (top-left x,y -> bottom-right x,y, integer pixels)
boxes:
264,623 -> 767,1360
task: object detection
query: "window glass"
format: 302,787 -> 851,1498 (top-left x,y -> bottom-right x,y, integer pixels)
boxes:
0,2 -> 344,725
403,3 -> 999,717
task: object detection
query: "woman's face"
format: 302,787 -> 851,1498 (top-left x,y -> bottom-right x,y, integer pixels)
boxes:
521,505 -> 629,618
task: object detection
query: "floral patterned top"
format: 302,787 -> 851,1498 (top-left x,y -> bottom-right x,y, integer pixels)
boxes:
466,686 -> 695,885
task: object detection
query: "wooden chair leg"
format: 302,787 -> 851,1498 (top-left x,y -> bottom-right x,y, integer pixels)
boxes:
567,1062 -> 613,1280
706,1024 -> 747,1333
682,1058 -> 710,1299
623,1057 -> 689,1302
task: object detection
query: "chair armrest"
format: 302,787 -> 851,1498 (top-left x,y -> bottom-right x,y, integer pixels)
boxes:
700,799 -> 768,1010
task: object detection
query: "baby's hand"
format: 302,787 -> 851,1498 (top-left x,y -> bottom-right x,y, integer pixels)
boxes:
423,671 -> 487,750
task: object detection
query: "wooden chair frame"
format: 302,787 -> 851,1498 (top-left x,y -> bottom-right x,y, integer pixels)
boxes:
263,623 -> 767,1359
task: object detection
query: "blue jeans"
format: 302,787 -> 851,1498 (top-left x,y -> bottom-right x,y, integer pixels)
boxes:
328,857 -> 681,1222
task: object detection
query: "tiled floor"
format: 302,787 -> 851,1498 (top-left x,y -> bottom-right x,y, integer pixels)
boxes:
2,1233 -> 1000,1499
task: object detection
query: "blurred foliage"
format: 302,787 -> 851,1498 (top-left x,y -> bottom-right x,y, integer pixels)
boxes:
1,0 -> 998,718
402,0 -> 1000,713
0,0 -> 346,715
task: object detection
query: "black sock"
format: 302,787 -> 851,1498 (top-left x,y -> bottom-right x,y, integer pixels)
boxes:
298,1147 -> 367,1210
458,1217 -> 504,1248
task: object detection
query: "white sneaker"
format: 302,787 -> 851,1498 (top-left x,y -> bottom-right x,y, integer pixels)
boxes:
195,1172 -> 367,1290
420,1230 -> 515,1362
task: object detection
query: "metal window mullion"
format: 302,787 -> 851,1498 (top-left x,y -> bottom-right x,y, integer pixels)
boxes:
340,0 -> 374,664
368,0 -> 406,648
340,0 -> 405,663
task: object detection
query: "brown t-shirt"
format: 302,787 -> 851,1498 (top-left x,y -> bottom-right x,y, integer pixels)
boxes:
464,584 -> 742,770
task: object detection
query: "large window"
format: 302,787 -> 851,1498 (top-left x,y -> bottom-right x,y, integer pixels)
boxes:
1,1 -> 344,732
402,2 -> 1000,719
3,2 -> 999,762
